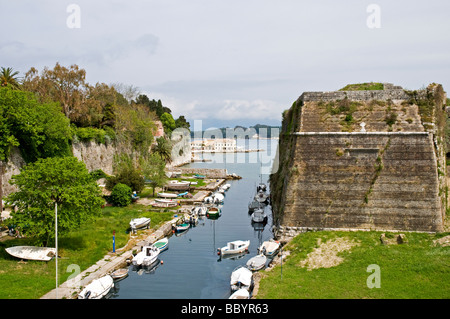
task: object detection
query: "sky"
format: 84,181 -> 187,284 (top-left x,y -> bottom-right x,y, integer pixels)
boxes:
1,0 -> 450,129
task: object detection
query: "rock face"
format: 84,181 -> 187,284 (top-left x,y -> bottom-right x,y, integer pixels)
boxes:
271,83 -> 447,233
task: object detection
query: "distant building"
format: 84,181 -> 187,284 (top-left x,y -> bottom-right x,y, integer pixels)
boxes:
191,138 -> 236,152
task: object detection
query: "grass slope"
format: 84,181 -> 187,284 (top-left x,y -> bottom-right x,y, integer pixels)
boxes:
256,231 -> 450,299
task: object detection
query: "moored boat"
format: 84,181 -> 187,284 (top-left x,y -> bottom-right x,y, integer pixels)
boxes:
258,239 -> 281,257
207,206 -> 221,218
229,288 -> 250,299
153,237 -> 169,251
132,245 -> 160,267
78,275 -> 114,299
246,254 -> 267,271
230,266 -> 253,291
110,268 -> 129,281
251,208 -> 267,223
218,240 -> 250,256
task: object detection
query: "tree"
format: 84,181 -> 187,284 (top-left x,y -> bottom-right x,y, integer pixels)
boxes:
6,156 -> 103,246
106,154 -> 145,192
0,86 -> 72,212
0,67 -> 21,89
160,112 -> 176,134
109,183 -> 132,207
153,137 -> 172,163
175,115 -> 190,130
141,154 -> 167,197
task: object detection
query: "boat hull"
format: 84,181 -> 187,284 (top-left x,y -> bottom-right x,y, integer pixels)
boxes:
5,246 -> 56,261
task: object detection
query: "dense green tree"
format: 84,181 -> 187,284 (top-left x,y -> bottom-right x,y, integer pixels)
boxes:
6,156 -> 103,246
175,115 -> 190,130
106,154 -> 145,192
160,112 -> 176,134
109,183 -> 132,207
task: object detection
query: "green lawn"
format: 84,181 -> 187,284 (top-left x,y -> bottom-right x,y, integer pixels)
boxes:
256,231 -> 450,299
0,204 -> 174,299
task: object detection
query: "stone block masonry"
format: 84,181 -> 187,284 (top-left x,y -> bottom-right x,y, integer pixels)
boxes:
279,132 -> 444,232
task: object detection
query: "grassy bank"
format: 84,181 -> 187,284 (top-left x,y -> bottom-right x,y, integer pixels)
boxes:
256,231 -> 450,299
0,204 -> 174,299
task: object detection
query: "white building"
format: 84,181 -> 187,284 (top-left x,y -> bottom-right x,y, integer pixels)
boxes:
191,138 -> 237,152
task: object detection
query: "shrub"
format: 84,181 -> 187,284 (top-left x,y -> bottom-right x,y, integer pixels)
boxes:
110,183 -> 132,207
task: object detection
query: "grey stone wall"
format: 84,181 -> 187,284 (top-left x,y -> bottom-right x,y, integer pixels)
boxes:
279,132 -> 444,232
299,89 -> 426,103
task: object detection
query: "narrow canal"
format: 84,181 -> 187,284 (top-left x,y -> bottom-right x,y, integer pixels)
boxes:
111,138 -> 278,299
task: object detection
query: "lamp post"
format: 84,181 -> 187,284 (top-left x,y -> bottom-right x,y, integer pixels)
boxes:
55,201 -> 58,299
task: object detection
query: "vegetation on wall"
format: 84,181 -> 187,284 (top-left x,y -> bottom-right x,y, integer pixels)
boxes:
339,82 -> 384,91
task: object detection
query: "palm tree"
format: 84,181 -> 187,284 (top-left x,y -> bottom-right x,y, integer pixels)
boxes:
0,67 -> 21,89
153,137 -> 172,163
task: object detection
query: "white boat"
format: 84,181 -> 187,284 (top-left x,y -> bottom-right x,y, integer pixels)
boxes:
229,288 -> 250,299
248,199 -> 263,212
132,245 -> 160,267
173,222 -> 190,232
5,246 -> 56,261
167,180 -> 191,191
78,275 -> 114,299
254,191 -> 269,204
223,183 -> 231,190
110,268 -> 129,280
213,193 -> 224,203
192,205 -> 208,216
155,198 -> 177,204
153,237 -> 169,251
246,254 -> 267,271
151,201 -> 178,208
130,217 -> 151,230
258,240 -> 281,256
157,192 -> 178,198
251,208 -> 267,223
230,266 -> 253,291
204,196 -> 214,204
218,240 -> 250,256
257,183 -> 267,192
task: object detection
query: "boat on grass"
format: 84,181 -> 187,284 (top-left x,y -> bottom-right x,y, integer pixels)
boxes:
167,180 -> 191,191
157,192 -> 178,198
78,275 -> 114,299
246,254 -> 267,271
5,246 -> 56,261
129,217 -> 151,230
132,245 -> 160,267
218,240 -> 250,256
230,266 -> 253,291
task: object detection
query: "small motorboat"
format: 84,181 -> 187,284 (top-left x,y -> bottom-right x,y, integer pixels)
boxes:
132,245 -> 160,267
229,288 -> 250,299
167,180 -> 191,191
110,268 -> 129,281
246,254 -> 267,271
78,275 -> 114,299
173,222 -> 190,233
258,240 -> 281,257
248,199 -> 263,213
207,207 -> 221,218
157,192 -> 178,198
257,183 -> 267,192
213,193 -> 224,204
218,240 -> 250,256
194,174 -> 206,179
130,217 -> 151,230
251,208 -> 267,223
153,237 -> 169,252
230,266 -> 253,291
5,246 -> 56,261
254,191 -> 269,204
204,196 -> 214,204
192,205 -> 208,216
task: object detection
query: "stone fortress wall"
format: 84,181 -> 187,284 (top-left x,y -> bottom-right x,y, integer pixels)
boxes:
271,83 -> 447,236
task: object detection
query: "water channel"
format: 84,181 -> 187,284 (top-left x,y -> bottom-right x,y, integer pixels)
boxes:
111,138 -> 278,299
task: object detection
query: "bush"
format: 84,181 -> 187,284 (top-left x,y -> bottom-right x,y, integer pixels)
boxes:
110,183 -> 132,207
89,169 -> 108,181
